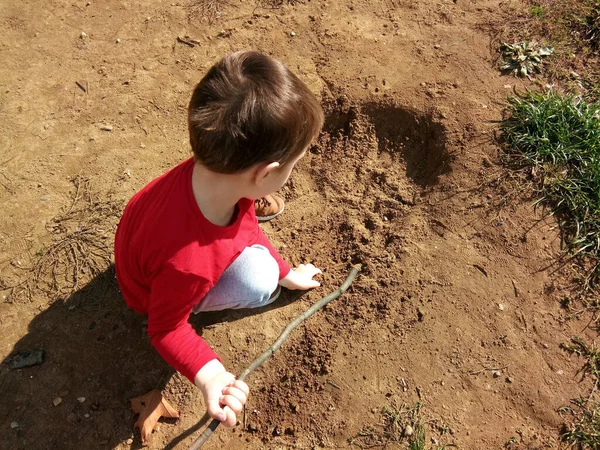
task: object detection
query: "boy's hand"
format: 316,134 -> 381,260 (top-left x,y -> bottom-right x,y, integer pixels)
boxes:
279,263 -> 322,290
194,359 -> 249,427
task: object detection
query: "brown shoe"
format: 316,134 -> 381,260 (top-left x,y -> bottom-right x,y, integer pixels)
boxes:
255,194 -> 285,222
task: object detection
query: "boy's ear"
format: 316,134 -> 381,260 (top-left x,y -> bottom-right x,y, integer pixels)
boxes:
253,161 -> 280,186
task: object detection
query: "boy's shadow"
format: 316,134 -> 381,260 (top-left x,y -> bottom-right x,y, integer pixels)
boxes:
0,265 -> 304,450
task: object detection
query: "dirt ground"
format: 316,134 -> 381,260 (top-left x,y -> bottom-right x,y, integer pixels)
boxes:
0,0 -> 594,449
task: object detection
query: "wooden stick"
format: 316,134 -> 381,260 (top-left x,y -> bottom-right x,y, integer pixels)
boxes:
188,265 -> 361,450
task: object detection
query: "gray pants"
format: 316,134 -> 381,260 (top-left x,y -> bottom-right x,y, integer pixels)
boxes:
193,245 -> 280,312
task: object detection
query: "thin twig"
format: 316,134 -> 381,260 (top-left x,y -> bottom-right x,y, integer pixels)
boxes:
187,265 -> 361,450
468,365 -> 508,376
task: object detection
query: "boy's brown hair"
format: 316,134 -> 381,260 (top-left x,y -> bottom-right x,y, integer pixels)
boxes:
188,51 -> 324,173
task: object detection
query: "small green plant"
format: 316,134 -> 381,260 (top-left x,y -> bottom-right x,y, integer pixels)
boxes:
500,42 -> 554,78
501,90 -> 600,282
530,4 -> 544,17
560,398 -> 600,449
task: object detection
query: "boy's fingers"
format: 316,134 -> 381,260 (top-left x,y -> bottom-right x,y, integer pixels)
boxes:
231,379 -> 249,396
223,407 -> 238,427
222,386 -> 248,404
207,399 -> 227,422
220,394 -> 244,414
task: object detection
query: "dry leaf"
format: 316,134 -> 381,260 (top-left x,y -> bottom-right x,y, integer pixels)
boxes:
130,389 -> 180,445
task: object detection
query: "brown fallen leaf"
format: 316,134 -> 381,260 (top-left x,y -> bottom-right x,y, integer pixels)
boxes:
131,389 -> 180,445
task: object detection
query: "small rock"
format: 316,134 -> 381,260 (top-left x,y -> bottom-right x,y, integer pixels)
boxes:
53,397 -> 62,406
99,125 -> 113,132
404,424 -> 414,436
290,31 -> 296,37
498,303 -> 505,311
126,438 -> 133,445
77,397 -> 86,403
505,377 -> 513,383
84,413 -> 90,418
492,370 -> 501,378
10,421 -> 19,429
504,84 -> 512,89
5,350 -> 45,369
67,413 -> 76,424
116,38 -> 121,43
434,44 -> 440,49
556,369 -> 564,376
40,195 -> 50,201
80,31 -> 87,39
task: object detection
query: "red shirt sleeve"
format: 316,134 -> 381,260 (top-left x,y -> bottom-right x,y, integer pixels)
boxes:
254,227 -> 291,280
147,266 -> 219,382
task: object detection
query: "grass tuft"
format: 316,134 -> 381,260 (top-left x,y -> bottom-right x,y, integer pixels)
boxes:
584,1 -> 600,49
559,337 -> 600,448
501,90 -> 600,282
348,401 -> 449,449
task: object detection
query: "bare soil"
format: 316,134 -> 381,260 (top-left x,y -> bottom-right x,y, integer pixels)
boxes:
0,0 -> 594,449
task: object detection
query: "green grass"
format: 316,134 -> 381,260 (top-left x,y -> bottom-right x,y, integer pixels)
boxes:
501,90 -> 600,282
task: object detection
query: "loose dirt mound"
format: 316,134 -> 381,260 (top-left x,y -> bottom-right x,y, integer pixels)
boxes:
0,0 -> 593,449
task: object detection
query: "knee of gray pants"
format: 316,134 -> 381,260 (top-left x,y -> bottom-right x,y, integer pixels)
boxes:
194,244 -> 280,312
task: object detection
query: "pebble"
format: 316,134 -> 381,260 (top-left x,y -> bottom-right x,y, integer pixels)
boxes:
506,377 -> 513,383
67,413 -> 76,423
116,38 -> 121,43
84,413 -> 90,418
290,31 -> 296,37
404,424 -> 414,436
40,195 -> 50,201
53,397 -> 62,406
77,397 -> 86,403
498,303 -> 505,311
80,31 -> 87,39
100,124 -> 113,132
126,438 -> 133,445
492,370 -> 501,378
434,44 -> 440,49
10,421 -> 19,429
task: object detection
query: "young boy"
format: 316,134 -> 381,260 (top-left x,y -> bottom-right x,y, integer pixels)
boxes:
114,51 -> 324,428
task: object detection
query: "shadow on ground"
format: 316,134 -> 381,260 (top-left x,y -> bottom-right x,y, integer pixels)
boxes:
0,266 -> 305,450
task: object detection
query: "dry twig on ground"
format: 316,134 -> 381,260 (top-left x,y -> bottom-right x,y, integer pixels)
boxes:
8,174 -> 122,302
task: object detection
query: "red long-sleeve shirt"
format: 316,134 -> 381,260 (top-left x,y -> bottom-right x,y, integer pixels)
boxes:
114,158 -> 290,382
